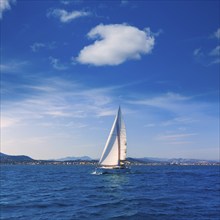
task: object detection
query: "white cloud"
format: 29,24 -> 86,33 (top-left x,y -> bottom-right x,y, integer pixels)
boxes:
126,92 -> 219,134
144,123 -> 156,127
209,46 -> 220,56
156,132 -> 197,145
157,133 -> 197,141
61,0 -> 83,5
214,28 -> 220,39
2,77 -> 219,159
1,78 -> 117,129
60,0 -> 71,5
76,23 -> 155,66
193,48 -> 203,57
210,58 -> 220,65
194,46 -> 220,66
49,56 -> 68,70
194,28 -> 220,66
30,43 -> 46,52
30,42 -> 56,52
47,9 -> 90,23
161,117 -> 196,127
121,0 -> 129,6
0,0 -> 16,19
1,77 -> 126,158
151,28 -> 163,37
127,92 -> 190,112
0,60 -> 29,73
1,117 -> 19,128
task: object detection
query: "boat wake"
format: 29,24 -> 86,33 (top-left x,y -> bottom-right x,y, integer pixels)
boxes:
91,171 -> 102,175
91,168 -> 131,175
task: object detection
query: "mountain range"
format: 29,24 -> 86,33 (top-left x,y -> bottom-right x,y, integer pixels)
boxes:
56,156 -> 93,161
0,152 -> 218,164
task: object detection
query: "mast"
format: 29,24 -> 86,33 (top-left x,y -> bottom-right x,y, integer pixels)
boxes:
117,107 -> 121,166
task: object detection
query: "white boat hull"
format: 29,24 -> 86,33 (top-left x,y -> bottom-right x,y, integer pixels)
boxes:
96,166 -> 130,174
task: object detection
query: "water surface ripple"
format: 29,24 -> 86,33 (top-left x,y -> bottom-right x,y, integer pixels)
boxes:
1,165 -> 219,220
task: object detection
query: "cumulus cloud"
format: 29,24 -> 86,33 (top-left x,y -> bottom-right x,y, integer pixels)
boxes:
0,0 -> 16,19
47,9 -> 90,23
76,23 -> 155,66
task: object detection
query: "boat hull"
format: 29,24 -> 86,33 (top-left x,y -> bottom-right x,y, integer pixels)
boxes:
95,166 -> 130,174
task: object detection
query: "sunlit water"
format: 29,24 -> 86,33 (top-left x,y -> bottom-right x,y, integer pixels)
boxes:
1,165 -> 219,220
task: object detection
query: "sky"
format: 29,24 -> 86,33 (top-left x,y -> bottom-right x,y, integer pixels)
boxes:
1,0 -> 219,160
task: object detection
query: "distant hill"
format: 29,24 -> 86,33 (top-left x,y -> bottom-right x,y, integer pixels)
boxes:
127,157 -> 218,165
127,157 -> 169,164
56,156 -> 93,161
0,152 -> 34,163
128,157 -> 165,163
0,152 -> 218,165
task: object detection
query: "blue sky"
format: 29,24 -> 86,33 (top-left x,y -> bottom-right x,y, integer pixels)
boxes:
1,0 -> 219,160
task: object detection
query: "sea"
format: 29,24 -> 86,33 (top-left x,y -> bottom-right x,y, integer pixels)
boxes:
0,165 -> 219,220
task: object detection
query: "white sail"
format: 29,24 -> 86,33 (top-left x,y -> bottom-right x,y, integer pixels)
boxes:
98,107 -> 127,167
119,114 -> 127,162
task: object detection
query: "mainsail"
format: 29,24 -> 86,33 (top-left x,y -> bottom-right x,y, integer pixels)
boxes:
98,107 -> 127,167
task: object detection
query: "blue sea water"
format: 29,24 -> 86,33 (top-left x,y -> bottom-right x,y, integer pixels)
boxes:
0,165 -> 219,220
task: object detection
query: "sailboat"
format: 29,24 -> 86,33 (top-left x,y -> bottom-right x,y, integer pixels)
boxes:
96,107 -> 130,174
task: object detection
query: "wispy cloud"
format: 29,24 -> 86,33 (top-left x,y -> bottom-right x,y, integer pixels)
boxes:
0,60 -> 29,73
210,58 -> 220,65
161,117 -> 197,127
1,117 -> 20,128
209,46 -> 220,56
120,0 -> 129,6
194,28 -> 220,65
1,77 -> 128,160
213,28 -> 220,39
1,77 -> 118,129
60,0 -> 72,5
127,91 -> 218,133
157,132 -> 197,144
2,75 -> 218,159
47,8 -> 90,23
76,23 -> 155,66
193,48 -> 204,57
0,0 -> 16,19
61,0 -> 83,5
49,56 -> 68,70
127,92 -> 191,113
208,45 -> 220,65
30,42 -> 45,52
30,42 -> 56,52
144,123 -> 156,127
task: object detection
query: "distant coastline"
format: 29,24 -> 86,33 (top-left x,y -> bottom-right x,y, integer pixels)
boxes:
0,152 -> 219,166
